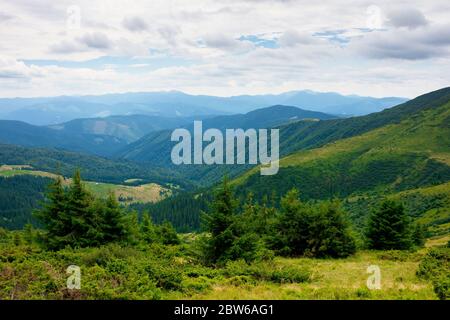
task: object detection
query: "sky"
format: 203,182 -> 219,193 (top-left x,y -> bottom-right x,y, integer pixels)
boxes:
0,0 -> 449,98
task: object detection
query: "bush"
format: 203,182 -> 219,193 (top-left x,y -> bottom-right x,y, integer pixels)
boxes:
417,247 -> 450,300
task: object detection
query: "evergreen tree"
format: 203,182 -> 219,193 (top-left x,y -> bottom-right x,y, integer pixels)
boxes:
65,170 -> 96,248
411,223 -> 427,248
308,200 -> 356,258
366,199 -> 412,250
157,221 -> 180,245
140,211 -> 157,243
125,210 -> 141,245
23,223 -> 35,245
274,189 -> 313,256
202,177 -> 239,263
33,176 -> 69,249
100,192 -> 127,243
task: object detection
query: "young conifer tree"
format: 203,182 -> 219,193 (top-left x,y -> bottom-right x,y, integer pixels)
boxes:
366,199 -> 412,250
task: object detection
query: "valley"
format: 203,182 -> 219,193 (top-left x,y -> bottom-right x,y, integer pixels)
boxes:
0,87 -> 449,301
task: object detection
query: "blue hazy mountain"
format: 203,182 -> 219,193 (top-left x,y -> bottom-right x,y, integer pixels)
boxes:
0,90 -> 407,125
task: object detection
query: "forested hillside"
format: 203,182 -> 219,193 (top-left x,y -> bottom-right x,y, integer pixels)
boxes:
134,88 -> 450,233
0,144 -> 192,187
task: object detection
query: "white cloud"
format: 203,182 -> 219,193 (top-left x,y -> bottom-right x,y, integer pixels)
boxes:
0,0 -> 449,99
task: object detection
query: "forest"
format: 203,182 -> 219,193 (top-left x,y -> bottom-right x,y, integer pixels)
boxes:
0,171 -> 448,300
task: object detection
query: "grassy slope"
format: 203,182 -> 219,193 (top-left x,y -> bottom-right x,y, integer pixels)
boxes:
235,100 -> 450,185
0,238 -> 443,300
184,251 -> 435,300
0,167 -> 170,204
230,97 -> 450,240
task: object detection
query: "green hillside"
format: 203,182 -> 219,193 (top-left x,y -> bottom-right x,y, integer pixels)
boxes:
234,95 -> 450,197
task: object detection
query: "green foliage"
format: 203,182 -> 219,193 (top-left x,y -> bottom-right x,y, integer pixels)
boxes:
156,221 -> 180,245
273,189 -> 356,258
0,175 -> 51,229
308,200 -> 356,258
34,171 -> 129,250
366,199 -> 413,250
417,247 -> 450,300
411,223 -> 427,248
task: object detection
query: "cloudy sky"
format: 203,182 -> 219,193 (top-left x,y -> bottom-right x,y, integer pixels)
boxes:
0,0 -> 449,98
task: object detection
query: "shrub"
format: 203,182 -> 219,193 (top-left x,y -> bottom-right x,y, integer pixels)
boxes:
417,247 -> 450,300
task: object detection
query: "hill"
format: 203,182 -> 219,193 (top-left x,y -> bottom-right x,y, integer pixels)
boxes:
0,143 -> 192,188
117,105 -> 338,183
118,90 -> 448,187
0,90 -> 406,125
48,114 -> 199,143
135,88 -> 450,232
0,120 -> 127,157
0,166 -> 171,229
233,88 -> 450,199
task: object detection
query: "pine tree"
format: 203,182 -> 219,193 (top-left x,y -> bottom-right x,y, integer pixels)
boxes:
23,223 -> 35,245
157,221 -> 180,245
366,199 -> 412,250
100,192 -> 127,243
125,210 -> 141,245
33,176 -> 69,249
140,211 -> 157,243
411,223 -> 427,248
65,170 -> 96,248
274,188 -> 313,256
309,200 -> 356,258
202,176 -> 238,263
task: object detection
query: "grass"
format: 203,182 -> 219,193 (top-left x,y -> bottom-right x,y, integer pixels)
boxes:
85,181 -> 170,204
185,251 -> 436,300
0,166 -> 170,204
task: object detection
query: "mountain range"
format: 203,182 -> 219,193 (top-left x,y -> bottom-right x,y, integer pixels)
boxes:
0,90 -> 407,125
0,105 -> 336,157
0,87 -> 448,234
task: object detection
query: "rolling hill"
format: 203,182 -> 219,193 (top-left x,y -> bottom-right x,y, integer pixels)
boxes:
0,90 -> 406,125
0,120 -> 127,157
233,87 -> 450,199
117,105 -> 337,171
48,114 -> 197,143
0,143 -> 193,188
134,87 -> 450,232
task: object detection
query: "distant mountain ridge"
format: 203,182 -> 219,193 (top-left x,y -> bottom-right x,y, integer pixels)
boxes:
116,105 -> 337,164
118,87 -> 450,187
0,120 -> 127,157
0,90 -> 407,125
48,114 -> 200,143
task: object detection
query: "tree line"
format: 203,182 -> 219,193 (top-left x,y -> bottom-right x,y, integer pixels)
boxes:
33,172 -> 425,265
33,170 -> 179,250
200,178 -> 426,264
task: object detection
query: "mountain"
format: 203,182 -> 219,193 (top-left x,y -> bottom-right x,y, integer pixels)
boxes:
0,143 -> 193,188
0,90 -> 407,125
0,120 -> 127,157
117,105 -> 337,165
135,87 -> 450,232
118,90 -> 445,186
233,87 -> 450,200
48,114 -> 199,143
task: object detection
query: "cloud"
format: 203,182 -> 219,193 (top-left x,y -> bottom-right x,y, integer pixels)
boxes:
386,8 -> 428,29
49,40 -> 85,54
78,32 -> 112,49
0,0 -> 450,99
157,25 -> 180,47
122,16 -> 148,32
278,30 -> 315,47
355,23 -> 450,60
0,56 -> 43,79
0,11 -> 14,22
